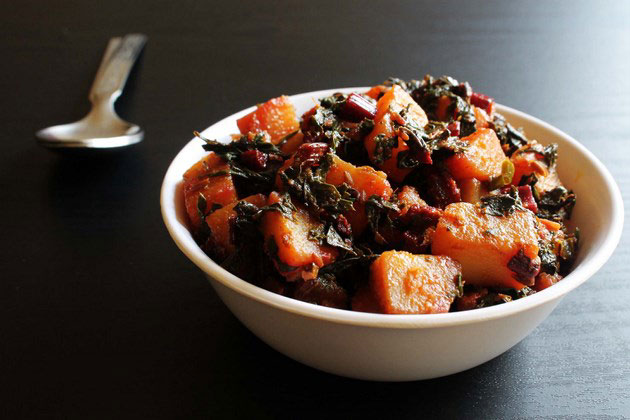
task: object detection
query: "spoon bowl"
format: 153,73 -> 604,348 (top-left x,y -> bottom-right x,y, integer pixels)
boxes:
36,100 -> 143,149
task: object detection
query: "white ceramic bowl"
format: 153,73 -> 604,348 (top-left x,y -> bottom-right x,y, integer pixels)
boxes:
161,88 -> 623,381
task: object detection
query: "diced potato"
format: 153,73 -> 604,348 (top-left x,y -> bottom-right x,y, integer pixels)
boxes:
183,153 -> 238,230
326,154 -> 393,235
397,185 -> 427,207
205,194 -> 267,259
364,85 -> 429,183
236,96 -> 299,144
535,169 -> 562,193
395,185 -> 427,217
364,116 -> 411,183
326,155 -> 392,199
510,141 -> 563,194
432,202 -> 540,289
279,131 -> 304,155
343,202 -> 369,236
364,85 -> 386,100
260,192 -> 338,279
367,251 -> 462,314
445,128 -> 506,181
435,95 -> 451,121
473,106 -> 491,131
458,178 -> 486,204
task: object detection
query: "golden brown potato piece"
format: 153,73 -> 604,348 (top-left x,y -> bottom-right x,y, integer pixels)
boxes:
364,85 -> 429,183
364,251 -> 461,314
458,178 -> 486,204
260,192 -> 338,280
434,95 -> 451,121
182,153 -> 238,230
279,131 -> 304,155
205,194 -> 267,260
445,128 -> 506,181
326,155 -> 393,235
326,155 -> 393,200
236,96 -> 299,144
432,202 -> 541,289
395,185 -> 427,217
473,106 -> 492,131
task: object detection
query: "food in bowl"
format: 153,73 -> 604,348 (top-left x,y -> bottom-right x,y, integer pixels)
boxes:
181,75 -> 579,314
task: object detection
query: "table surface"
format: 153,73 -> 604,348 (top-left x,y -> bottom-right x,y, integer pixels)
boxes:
3,1 -> 629,418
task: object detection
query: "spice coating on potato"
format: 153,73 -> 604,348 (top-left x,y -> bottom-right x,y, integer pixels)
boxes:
473,106 -> 492,131
364,85 -> 429,183
279,131 -> 304,155
431,202 -> 540,289
326,155 -> 393,235
205,194 -> 267,260
367,251 -> 461,314
260,192 -> 338,277
445,128 -> 506,181
236,96 -> 299,144
458,178 -> 486,204
326,155 -> 392,200
183,152 -> 238,229
395,185 -> 427,217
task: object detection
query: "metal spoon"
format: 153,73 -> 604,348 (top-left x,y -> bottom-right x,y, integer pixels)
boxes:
36,34 -> 147,149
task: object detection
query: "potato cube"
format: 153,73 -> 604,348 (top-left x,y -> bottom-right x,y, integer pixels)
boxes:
366,251 -> 462,314
432,202 -> 540,289
445,128 -> 506,181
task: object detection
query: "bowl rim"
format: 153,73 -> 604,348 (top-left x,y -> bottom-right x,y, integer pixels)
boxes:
161,87 -> 624,329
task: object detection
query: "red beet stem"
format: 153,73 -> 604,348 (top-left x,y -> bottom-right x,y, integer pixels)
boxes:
470,92 -> 494,114
342,93 -> 377,121
517,185 -> 538,214
447,121 -> 460,137
501,184 -> 538,214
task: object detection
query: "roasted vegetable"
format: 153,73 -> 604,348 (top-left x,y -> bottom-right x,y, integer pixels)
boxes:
445,128 -> 507,181
182,152 -> 238,230
358,251 -> 462,314
364,85 -> 429,183
432,201 -> 541,289
473,106 -> 492,131
326,154 -> 393,235
183,74 -> 579,313
236,95 -> 300,143
395,185 -> 427,217
458,178 -> 485,204
260,192 -> 338,281
205,194 -> 267,260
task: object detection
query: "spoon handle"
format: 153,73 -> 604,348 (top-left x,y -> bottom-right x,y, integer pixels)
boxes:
89,37 -> 122,97
89,34 -> 147,103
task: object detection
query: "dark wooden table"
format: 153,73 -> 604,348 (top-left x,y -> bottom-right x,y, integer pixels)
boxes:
3,1 -> 629,418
